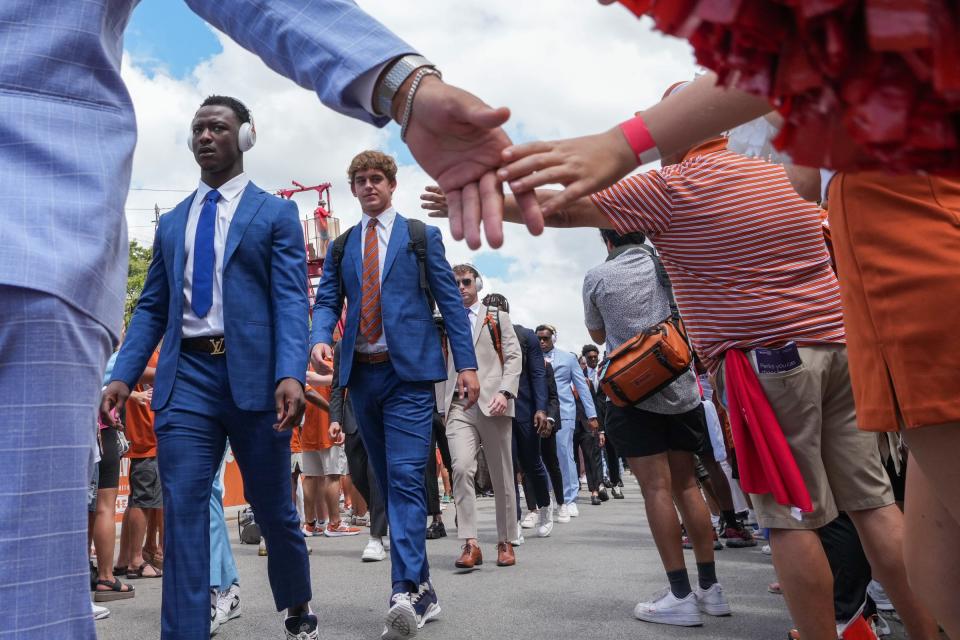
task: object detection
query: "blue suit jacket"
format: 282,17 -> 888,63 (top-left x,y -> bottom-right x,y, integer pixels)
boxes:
111,183 -> 308,413
513,325 -> 548,424
0,0 -> 413,342
311,215 -> 476,386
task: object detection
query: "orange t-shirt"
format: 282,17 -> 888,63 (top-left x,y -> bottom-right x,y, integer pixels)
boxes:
125,350 -> 160,458
301,385 -> 332,451
290,428 -> 303,454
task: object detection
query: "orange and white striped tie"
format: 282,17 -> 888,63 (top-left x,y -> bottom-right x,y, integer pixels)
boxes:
359,218 -> 383,344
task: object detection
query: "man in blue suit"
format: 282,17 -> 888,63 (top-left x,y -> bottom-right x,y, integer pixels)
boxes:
313,150 -> 478,640
101,96 -> 315,640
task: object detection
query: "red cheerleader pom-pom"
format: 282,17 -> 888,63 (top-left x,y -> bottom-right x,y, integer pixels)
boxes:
618,0 -> 960,173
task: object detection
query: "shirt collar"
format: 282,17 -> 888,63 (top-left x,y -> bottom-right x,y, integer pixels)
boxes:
682,137 -> 728,162
197,172 -> 249,203
468,300 -> 483,317
361,206 -> 397,230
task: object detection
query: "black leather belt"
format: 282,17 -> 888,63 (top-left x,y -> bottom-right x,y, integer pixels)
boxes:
181,336 -> 226,355
354,350 -> 390,364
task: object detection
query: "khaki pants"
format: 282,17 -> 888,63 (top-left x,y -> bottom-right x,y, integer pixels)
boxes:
446,398 -> 518,542
716,345 -> 893,530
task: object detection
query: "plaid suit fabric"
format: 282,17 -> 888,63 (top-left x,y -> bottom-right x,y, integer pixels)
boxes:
0,286 -> 112,639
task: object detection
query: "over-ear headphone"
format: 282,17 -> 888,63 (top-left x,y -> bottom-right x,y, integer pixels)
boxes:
187,116 -> 257,153
456,263 -> 484,292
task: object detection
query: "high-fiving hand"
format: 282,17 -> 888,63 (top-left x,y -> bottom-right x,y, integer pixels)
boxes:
402,76 -> 543,249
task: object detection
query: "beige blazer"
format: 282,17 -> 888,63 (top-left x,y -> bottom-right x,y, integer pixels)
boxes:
440,306 -> 522,418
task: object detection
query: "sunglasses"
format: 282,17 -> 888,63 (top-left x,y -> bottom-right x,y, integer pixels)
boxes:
456,278 -> 474,287
537,335 -> 552,342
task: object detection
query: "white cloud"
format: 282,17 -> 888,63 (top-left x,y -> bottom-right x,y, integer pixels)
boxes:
122,0 -> 695,354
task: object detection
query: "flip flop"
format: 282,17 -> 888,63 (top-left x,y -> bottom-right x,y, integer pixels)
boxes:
94,578 -> 135,602
126,562 -> 162,579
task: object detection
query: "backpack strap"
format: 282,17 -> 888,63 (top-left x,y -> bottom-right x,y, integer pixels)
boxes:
331,224 -> 356,309
406,219 -> 436,312
484,304 -> 504,365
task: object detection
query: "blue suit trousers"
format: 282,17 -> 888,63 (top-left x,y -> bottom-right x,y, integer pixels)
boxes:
210,448 -> 239,590
0,286 -> 111,640
347,361 -> 434,592
154,352 -> 310,639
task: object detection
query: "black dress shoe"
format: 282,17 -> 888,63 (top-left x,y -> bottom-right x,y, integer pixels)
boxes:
426,521 -> 447,539
598,488 -> 610,502
590,495 -> 602,506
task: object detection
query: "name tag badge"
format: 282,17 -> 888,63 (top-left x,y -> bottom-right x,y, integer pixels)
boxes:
753,342 -> 803,375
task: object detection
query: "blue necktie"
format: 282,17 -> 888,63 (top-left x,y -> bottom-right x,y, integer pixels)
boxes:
191,189 -> 221,318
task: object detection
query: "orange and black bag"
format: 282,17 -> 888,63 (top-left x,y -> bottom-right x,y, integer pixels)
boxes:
599,245 -> 693,407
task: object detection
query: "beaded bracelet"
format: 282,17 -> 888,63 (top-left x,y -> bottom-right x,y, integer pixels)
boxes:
400,67 -> 442,142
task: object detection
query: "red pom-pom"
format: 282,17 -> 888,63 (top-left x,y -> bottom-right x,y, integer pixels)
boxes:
620,0 -> 960,173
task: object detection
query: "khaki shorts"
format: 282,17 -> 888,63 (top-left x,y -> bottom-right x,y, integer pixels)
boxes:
302,446 -> 347,477
715,345 -> 893,530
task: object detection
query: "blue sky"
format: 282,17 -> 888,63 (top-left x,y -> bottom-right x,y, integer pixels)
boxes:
126,0 -> 220,77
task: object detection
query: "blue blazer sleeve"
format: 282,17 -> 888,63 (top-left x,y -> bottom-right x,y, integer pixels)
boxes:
424,226 -> 477,372
184,0 -> 417,126
271,199 -> 309,385
110,222 -> 169,389
310,235 -> 345,348
525,328 -> 548,414
570,357 -> 598,419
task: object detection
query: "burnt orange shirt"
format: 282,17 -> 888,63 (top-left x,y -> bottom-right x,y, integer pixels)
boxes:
301,385 -> 332,451
125,350 -> 160,458
290,428 -> 303,454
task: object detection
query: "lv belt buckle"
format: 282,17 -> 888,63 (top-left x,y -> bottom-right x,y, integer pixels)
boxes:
210,337 -> 225,355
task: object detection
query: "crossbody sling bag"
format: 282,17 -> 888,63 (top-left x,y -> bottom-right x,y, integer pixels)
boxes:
599,244 -> 693,407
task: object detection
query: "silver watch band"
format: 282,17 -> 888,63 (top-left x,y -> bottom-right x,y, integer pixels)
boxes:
374,54 -> 436,117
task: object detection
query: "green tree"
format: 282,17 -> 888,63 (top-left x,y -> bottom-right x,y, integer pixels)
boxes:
126,240 -> 153,324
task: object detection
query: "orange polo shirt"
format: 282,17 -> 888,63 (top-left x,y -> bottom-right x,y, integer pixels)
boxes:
124,350 -> 160,458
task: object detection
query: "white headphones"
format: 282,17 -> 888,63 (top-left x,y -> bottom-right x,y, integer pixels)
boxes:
188,117 -> 257,153
457,264 -> 484,292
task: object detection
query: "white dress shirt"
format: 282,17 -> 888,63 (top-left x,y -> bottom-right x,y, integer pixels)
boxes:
182,173 -> 250,338
355,207 -> 397,353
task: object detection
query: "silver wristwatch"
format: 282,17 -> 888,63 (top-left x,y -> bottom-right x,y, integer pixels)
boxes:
374,54 -> 436,117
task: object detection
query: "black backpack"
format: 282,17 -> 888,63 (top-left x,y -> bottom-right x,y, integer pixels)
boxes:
330,218 -> 434,312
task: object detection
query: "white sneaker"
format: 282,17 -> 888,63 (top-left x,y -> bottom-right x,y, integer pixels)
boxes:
634,588 -> 703,626
536,505 -> 554,538
867,580 -> 894,611
760,544 -> 771,555
210,590 -> 221,636
91,603 -> 110,620
556,504 -> 571,523
362,537 -> 387,562
382,592 -> 417,639
520,511 -> 539,529
696,583 -> 731,616
511,525 -> 525,547
216,584 -> 241,624
568,503 -> 580,518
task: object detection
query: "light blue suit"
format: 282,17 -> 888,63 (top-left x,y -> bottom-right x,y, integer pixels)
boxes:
0,1 -> 414,637
312,214 -> 477,592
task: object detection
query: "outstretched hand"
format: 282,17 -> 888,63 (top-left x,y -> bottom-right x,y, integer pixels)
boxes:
498,127 -> 637,217
403,76 -> 543,249
420,185 -> 448,218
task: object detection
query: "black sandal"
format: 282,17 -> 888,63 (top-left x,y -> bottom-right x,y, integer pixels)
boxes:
126,562 -> 162,579
94,578 -> 135,602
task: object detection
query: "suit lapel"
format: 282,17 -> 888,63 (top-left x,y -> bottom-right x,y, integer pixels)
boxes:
169,192 -> 196,294
224,183 -> 266,267
473,307 -> 486,346
381,214 -> 407,281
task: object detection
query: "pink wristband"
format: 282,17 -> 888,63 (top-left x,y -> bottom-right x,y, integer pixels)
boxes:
618,115 -> 660,165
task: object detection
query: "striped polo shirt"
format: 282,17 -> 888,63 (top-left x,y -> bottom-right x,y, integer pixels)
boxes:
590,138 -> 845,372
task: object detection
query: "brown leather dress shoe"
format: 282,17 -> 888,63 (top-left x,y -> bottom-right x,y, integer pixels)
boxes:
496,542 -> 516,567
455,542 -> 482,568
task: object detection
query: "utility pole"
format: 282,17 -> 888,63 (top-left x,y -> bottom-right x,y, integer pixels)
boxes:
153,203 -> 161,230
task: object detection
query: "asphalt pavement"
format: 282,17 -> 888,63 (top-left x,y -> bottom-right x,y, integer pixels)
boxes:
94,480 -> 908,640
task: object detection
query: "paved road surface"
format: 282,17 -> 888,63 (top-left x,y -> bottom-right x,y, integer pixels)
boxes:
95,483 -> 905,639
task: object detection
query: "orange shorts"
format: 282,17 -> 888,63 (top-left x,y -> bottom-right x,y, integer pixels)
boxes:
828,173 -> 960,431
